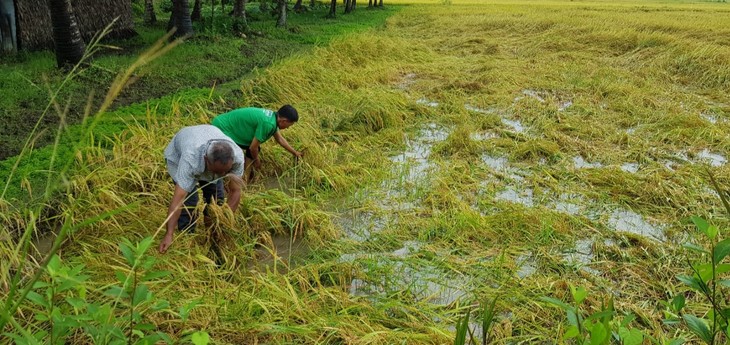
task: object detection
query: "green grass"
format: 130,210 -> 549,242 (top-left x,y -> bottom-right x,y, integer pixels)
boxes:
0,3 -> 398,202
2,0 -> 730,343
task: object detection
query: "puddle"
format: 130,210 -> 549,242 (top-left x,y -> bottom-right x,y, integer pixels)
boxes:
249,233 -> 309,270
417,98 -> 439,107
620,163 -> 639,173
697,149 -> 727,167
336,211 -> 386,242
516,252 -> 536,278
496,187 -> 534,207
501,118 -> 526,133
482,154 -> 509,171
389,123 -> 449,191
558,100 -> 573,112
703,186 -> 720,199
607,209 -> 665,241
32,231 -> 58,261
348,256 -> 471,306
548,193 -> 586,216
392,241 -> 422,257
700,112 -> 719,124
562,238 -> 601,276
573,156 -> 603,169
470,131 -> 499,141
550,200 -> 582,216
514,89 -> 546,103
397,73 -> 417,90
465,104 -> 497,114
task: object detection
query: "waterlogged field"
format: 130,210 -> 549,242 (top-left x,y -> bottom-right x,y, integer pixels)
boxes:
2,0 -> 730,343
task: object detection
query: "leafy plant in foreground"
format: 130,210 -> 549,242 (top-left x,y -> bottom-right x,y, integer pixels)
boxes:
541,285 -> 645,345
454,296 -> 498,345
674,173 -> 730,344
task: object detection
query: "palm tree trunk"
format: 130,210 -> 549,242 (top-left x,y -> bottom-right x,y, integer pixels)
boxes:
293,0 -> 303,12
191,0 -> 202,21
48,0 -> 86,68
143,0 -> 157,25
233,0 -> 246,17
275,0 -> 286,27
327,0 -> 336,17
378,0 -> 382,6
171,0 -> 194,38
344,0 -> 352,13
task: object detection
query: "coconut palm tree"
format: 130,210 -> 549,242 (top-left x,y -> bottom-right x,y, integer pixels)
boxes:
168,0 -> 193,38
48,0 -> 86,68
144,0 -> 157,25
275,0 -> 286,27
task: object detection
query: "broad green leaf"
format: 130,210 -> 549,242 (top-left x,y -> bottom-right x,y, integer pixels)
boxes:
683,314 -> 712,344
191,331 -> 211,345
714,238 -> 730,264
671,295 -> 686,312
119,242 -> 136,266
115,270 -> 129,285
590,322 -> 608,345
47,255 -> 61,276
133,284 -> 151,305
563,325 -> 579,340
141,270 -> 171,282
691,216 -> 709,234
585,310 -> 615,323
619,327 -> 643,345
65,296 -> 86,309
621,314 -> 637,328
26,290 -> 49,308
677,275 -> 704,291
567,310 -> 579,328
682,242 -> 709,255
716,264 -> 730,275
707,225 -> 719,240
695,263 -> 714,283
718,279 -> 730,288
571,285 -> 588,304
138,236 -> 155,256
151,300 -> 170,311
539,296 -> 573,312
104,286 -> 130,299
32,281 -> 50,289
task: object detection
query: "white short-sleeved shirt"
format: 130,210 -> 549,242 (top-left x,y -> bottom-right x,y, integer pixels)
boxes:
164,125 -> 244,192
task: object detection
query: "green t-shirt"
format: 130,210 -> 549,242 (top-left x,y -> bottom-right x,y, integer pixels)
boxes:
211,107 -> 278,147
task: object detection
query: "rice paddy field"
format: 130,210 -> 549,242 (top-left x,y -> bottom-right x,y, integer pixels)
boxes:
3,0 -> 730,343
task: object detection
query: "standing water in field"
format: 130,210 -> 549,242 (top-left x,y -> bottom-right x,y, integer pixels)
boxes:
606,208 -> 666,241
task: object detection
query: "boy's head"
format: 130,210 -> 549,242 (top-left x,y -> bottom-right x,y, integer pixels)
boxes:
276,104 -> 298,130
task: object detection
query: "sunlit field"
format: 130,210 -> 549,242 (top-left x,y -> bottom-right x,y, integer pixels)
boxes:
2,0 -> 730,343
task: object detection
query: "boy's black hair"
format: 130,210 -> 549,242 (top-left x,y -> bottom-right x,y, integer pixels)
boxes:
277,104 -> 299,122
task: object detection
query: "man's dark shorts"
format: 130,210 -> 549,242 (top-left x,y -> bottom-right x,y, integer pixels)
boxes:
238,145 -> 261,160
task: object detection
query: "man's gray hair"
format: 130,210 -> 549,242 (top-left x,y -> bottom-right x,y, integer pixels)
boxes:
206,140 -> 234,164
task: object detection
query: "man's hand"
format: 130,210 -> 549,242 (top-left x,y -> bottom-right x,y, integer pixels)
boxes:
159,233 -> 173,253
253,158 -> 262,169
293,150 -> 303,159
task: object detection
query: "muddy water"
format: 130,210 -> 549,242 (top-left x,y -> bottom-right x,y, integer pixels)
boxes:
338,123 -> 475,305
248,232 -> 309,271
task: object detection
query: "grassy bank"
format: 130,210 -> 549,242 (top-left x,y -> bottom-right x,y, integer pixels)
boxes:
0,3 -> 397,202
2,0 -> 730,343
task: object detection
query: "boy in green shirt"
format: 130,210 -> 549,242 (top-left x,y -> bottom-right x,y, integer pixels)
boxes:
212,105 -> 302,180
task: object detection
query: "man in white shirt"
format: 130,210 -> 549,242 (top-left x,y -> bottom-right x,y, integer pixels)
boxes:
159,125 -> 244,254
